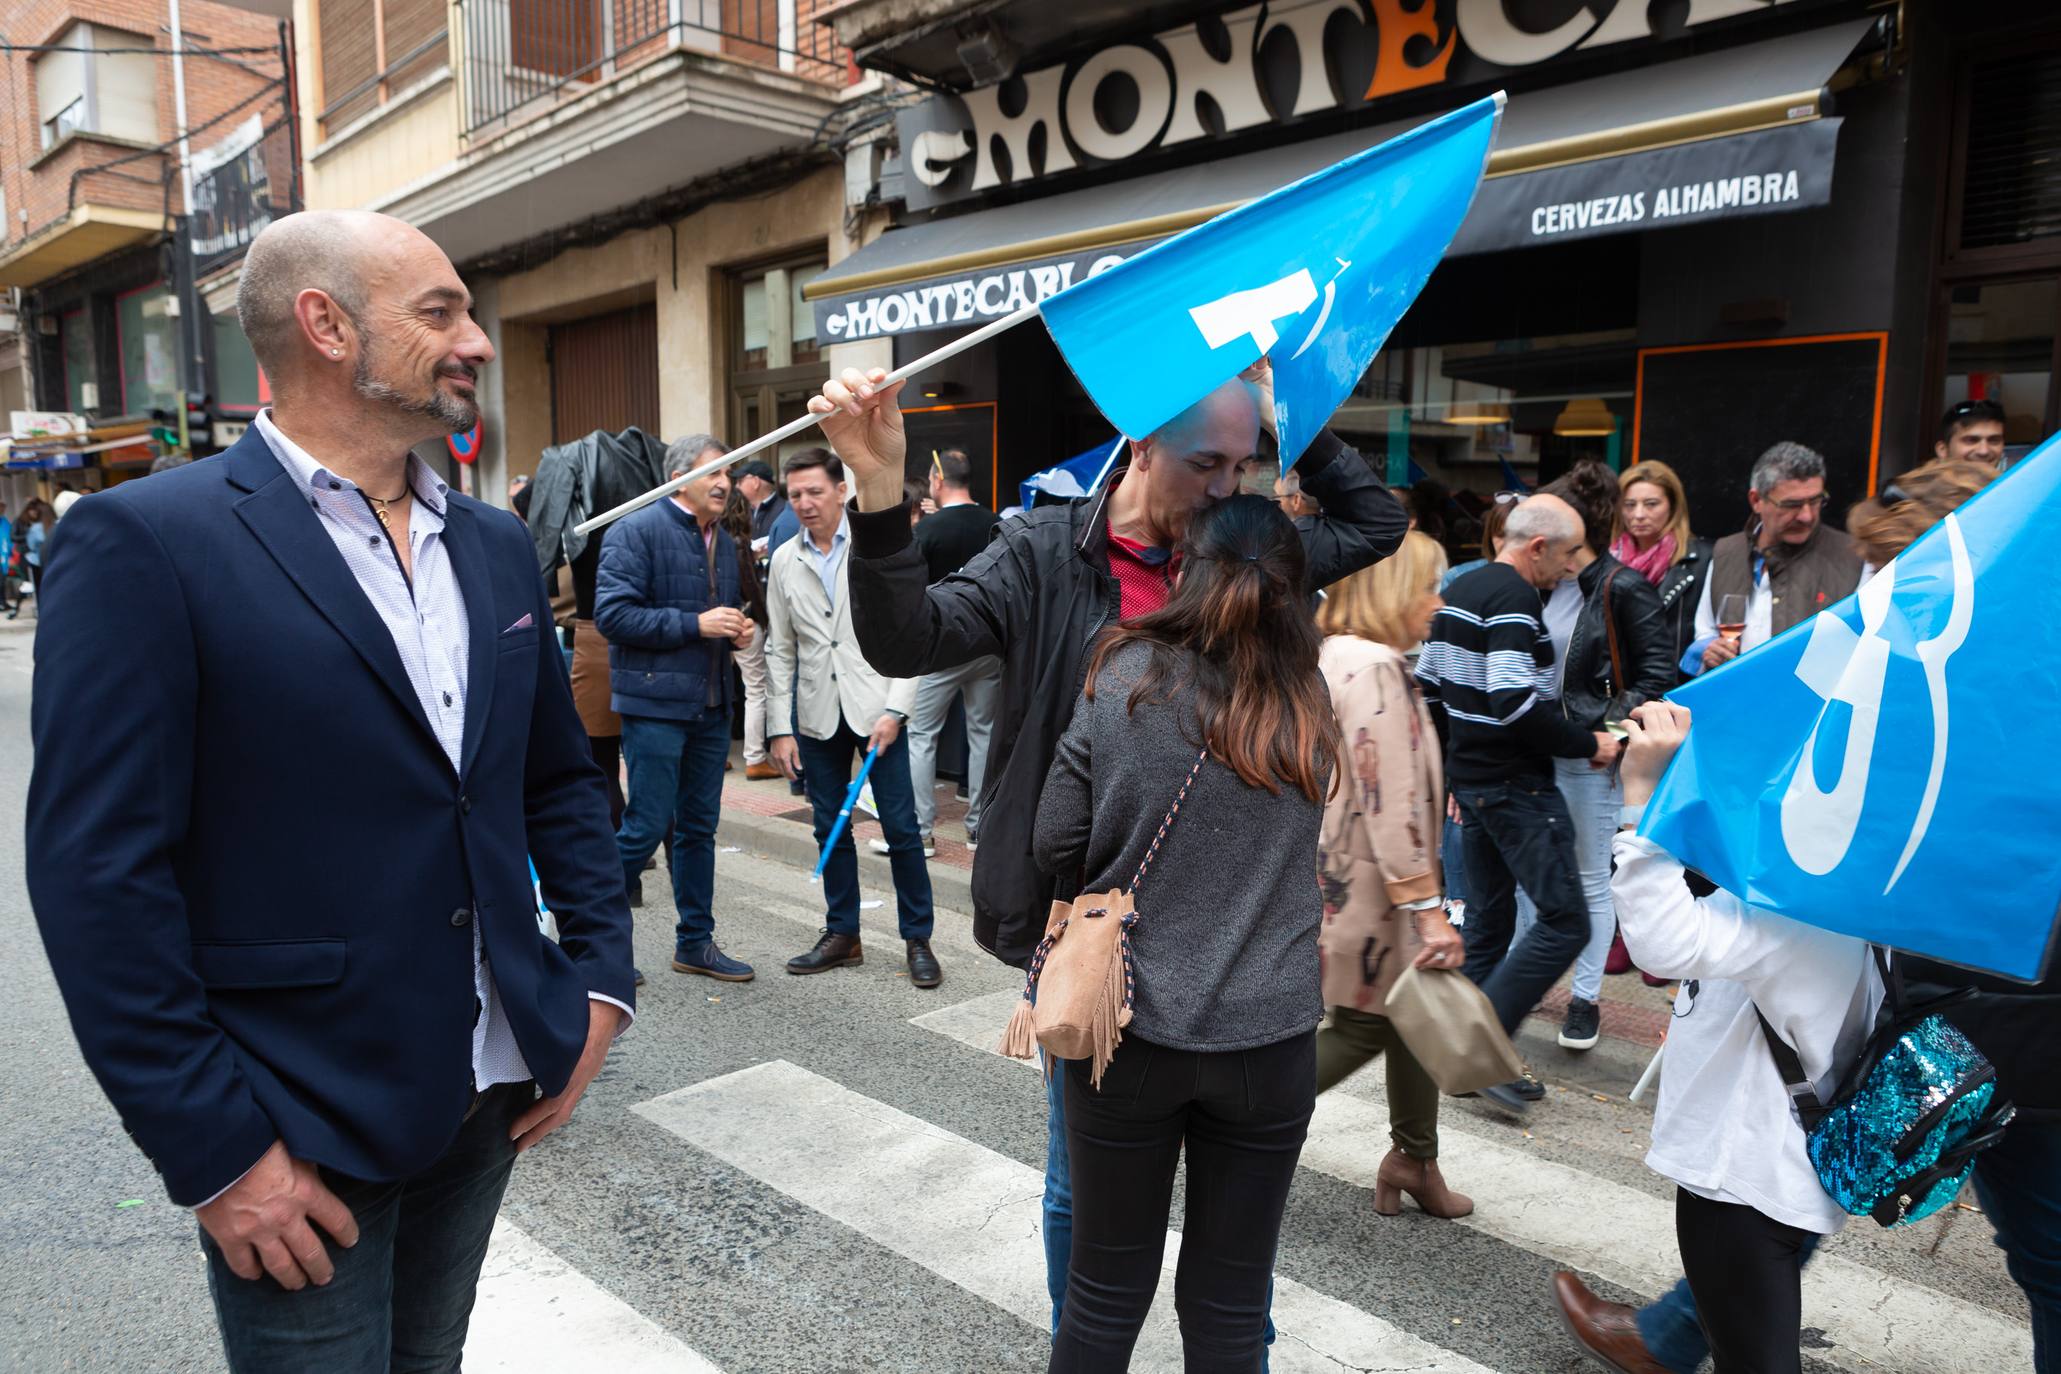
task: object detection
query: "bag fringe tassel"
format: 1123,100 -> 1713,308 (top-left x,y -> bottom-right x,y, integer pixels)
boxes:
998,992 -> 1038,1062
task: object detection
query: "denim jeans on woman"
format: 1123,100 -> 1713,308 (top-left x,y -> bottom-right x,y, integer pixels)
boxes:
1050,1031 -> 1313,1373
1554,756 -> 1622,1005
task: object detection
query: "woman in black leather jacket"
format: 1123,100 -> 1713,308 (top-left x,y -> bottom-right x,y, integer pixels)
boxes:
1537,463 -> 1677,1048
1611,460 -> 1712,683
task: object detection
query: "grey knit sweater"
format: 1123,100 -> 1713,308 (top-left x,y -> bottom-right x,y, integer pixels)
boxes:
1032,642 -> 1327,1052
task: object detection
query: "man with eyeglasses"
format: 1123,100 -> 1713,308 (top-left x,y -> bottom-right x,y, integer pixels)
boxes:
1685,441 -> 1861,675
1936,397 -> 2007,467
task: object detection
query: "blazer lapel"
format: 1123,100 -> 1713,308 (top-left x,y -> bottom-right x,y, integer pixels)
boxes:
441,502 -> 500,780
229,445 -> 441,752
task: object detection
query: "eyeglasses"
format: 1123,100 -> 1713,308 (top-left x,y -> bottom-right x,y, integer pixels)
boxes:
1767,492 -> 1828,512
1492,490 -> 1524,505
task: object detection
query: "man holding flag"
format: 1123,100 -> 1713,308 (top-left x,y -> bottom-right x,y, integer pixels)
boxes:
811,357 -> 1406,1331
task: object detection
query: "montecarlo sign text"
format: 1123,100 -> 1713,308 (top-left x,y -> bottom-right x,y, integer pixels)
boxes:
898,0 -> 1830,211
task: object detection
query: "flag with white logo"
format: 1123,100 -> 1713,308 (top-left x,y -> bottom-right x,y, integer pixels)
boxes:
1037,94 -> 1502,466
1641,437 -> 2061,980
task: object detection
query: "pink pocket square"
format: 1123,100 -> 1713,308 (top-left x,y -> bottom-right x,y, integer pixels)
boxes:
502,613 -> 534,634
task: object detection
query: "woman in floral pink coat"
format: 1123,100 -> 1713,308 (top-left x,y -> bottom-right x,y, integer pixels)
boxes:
1315,530 -> 1473,1219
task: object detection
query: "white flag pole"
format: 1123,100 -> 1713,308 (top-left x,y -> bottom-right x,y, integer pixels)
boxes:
573,302 -> 1044,538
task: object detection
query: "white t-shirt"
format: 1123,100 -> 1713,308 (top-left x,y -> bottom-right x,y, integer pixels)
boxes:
1613,834 -> 1882,1234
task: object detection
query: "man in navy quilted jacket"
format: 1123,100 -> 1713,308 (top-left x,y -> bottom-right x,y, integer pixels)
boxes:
595,434 -> 758,982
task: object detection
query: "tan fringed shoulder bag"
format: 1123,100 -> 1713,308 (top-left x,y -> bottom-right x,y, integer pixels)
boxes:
999,748 -> 1209,1088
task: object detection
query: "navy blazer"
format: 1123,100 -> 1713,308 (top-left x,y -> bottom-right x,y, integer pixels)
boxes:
592,496 -> 743,721
25,429 -> 635,1207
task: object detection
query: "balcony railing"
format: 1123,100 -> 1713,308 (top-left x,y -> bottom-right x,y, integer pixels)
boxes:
457,0 -> 844,135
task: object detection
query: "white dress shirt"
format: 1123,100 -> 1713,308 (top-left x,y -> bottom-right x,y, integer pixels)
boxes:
255,413 -> 629,1092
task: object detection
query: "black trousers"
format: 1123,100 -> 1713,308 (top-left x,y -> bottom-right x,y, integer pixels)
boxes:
1050,1030 -> 1315,1374
1676,1188 -> 1816,1374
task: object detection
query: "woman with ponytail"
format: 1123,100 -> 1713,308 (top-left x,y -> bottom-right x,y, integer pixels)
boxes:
1034,493 -> 1339,1372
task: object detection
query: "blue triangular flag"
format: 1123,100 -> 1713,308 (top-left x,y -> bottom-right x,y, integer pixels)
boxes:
1037,95 -> 1502,467
1642,438 -> 2061,980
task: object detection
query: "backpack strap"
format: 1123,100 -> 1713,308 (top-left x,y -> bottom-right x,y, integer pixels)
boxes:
1753,1006 -> 1832,1132
1129,748 -> 1209,896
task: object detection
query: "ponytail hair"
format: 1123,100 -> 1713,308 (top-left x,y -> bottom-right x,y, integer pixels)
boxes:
1085,494 -> 1341,803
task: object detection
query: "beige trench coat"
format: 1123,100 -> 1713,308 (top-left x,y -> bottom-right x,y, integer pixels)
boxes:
1317,636 -> 1444,1017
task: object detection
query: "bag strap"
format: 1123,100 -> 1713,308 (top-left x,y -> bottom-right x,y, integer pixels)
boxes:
1753,1006 -> 1831,1131
1129,748 -> 1209,895
1602,567 -> 1627,702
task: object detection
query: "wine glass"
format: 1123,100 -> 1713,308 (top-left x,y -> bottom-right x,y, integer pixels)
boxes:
1716,594 -> 1747,647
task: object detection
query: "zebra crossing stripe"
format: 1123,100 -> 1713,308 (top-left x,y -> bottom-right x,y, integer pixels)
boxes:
465,1218 -> 726,1372
913,989 -> 2035,1374
635,1059 -> 1498,1374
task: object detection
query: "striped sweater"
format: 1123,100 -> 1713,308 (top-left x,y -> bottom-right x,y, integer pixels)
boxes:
1414,561 -> 1600,786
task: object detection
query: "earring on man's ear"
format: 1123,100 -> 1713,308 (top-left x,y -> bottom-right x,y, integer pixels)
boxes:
332,347 -> 343,357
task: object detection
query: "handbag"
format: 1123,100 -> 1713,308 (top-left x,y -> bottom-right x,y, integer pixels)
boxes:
1756,947 -> 2016,1228
1384,960 -> 1525,1097
998,748 -> 1209,1088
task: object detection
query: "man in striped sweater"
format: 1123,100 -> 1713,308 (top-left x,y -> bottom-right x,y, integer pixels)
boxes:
1416,493 -> 1617,1115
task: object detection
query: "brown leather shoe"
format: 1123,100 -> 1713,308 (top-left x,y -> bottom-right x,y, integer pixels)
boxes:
1552,1272 -> 1669,1374
744,761 -> 782,781
1372,1149 -> 1473,1218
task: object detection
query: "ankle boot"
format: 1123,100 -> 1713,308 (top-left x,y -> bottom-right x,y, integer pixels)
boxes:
1372,1148 -> 1473,1219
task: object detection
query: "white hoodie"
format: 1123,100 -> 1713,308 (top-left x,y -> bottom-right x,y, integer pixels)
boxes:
1613,833 -> 1884,1234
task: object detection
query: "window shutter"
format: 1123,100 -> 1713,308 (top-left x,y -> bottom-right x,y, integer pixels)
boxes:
1958,48 -> 2061,251
318,0 -> 379,129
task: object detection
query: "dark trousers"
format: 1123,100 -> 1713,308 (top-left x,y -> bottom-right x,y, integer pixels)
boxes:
587,733 -> 626,831
1051,1030 -> 1315,1374
617,712 -> 729,947
1973,1116 -> 2061,1371
795,723 -> 933,939
201,1081 -> 531,1374
1314,1006 -> 1441,1158
1675,1188 -> 1815,1374
1453,778 -> 1590,1034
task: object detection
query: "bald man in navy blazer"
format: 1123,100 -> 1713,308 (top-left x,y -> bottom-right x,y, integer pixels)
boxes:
26,210 -> 635,1373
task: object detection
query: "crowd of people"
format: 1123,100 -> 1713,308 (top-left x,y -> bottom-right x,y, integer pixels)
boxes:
18,207 -> 2056,1374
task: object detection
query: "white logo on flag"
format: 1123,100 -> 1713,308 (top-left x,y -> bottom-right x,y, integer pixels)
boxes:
1777,514 -> 1974,883
1188,270 -> 1318,353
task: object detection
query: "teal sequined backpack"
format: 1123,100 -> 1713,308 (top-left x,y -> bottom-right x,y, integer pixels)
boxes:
1756,948 -> 2016,1229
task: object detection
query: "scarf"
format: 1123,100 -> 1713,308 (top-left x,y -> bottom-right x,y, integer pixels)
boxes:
1611,531 -> 1676,587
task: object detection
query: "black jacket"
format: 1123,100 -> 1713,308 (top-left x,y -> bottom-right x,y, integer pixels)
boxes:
1558,554 -> 1676,732
750,491 -> 790,543
848,430 -> 1408,967
1650,537 -> 1713,682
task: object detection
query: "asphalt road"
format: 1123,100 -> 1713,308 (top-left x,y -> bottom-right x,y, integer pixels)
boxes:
0,618 -> 2033,1373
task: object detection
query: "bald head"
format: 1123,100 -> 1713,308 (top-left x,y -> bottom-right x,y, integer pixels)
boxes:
1499,493 -> 1586,590
238,210 -> 493,439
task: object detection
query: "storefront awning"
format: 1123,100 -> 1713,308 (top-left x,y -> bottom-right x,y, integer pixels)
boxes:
807,17 -> 1877,344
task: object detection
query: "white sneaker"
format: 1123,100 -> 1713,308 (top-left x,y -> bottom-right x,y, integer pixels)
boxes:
870,837 -> 935,858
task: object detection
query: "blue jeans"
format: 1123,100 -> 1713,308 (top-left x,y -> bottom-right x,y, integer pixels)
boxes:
1454,778 -> 1589,1035
1554,757 -> 1622,1004
1974,1116 -> 2061,1371
1043,1052 -> 1276,1363
795,723 -> 933,939
1636,1230 -> 1823,1373
618,712 -> 731,946
201,1081 -> 530,1373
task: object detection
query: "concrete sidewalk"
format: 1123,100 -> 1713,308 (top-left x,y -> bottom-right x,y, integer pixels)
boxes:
714,743 -> 1675,1106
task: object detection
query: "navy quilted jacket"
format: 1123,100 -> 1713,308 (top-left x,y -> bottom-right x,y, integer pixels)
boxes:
593,496 -> 743,721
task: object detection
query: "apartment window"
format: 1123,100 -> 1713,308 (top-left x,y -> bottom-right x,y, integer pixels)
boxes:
34,24 -> 159,150
42,97 -> 86,150
726,252 -> 826,461
317,0 -> 449,136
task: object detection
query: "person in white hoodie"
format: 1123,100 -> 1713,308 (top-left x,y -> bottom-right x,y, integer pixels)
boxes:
1609,699 -> 1883,1373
